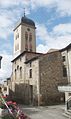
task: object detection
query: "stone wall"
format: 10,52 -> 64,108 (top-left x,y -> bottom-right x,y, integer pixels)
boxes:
11,52 -> 40,105
39,51 -> 68,105
9,82 -> 39,105
10,83 -> 32,104
25,52 -> 42,61
11,51 -> 68,106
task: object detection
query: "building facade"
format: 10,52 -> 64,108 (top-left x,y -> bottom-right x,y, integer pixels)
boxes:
58,44 -> 71,110
10,14 -> 69,105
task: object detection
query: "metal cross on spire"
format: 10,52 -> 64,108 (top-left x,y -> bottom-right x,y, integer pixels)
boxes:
24,8 -> 25,17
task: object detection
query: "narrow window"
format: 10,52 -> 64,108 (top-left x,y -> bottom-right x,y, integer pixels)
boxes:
15,69 -> 16,80
20,67 -> 22,79
25,44 -> 28,51
29,69 -> 32,78
63,65 -> 67,77
4,87 -> 7,91
25,32 -> 28,50
30,43 -> 32,51
29,33 -> 32,41
25,32 -> 28,41
29,33 -> 32,51
62,56 -> 65,62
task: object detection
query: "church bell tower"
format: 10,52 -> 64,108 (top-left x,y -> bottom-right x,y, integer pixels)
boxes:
13,12 -> 36,58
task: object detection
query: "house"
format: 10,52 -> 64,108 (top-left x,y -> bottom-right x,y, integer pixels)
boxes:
58,44 -> 71,110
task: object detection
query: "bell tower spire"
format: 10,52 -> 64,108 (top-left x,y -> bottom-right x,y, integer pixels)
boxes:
13,10 -> 36,58
24,8 -> 25,17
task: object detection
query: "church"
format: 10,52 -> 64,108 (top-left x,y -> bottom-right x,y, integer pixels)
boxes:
9,13 -> 71,106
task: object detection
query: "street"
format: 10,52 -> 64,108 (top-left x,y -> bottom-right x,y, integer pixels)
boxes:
20,105 -> 68,119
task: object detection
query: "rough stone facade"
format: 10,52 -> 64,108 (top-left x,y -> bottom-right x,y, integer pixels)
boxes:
10,52 -> 41,105
39,51 -> 68,105
10,51 -> 68,106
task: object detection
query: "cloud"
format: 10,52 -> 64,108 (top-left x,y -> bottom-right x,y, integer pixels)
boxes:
52,23 -> 71,36
36,23 -> 71,53
36,24 -> 49,41
31,0 -> 71,16
0,0 -> 71,40
0,0 -> 30,39
56,0 -> 71,16
0,0 -> 30,7
0,52 -> 12,81
0,1 -> 70,24
0,0 -> 31,81
37,44 -> 48,53
31,0 -> 55,9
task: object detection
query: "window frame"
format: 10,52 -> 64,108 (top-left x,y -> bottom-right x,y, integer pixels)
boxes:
62,56 -> 65,62
20,67 -> 22,79
63,65 -> 67,77
29,69 -> 32,78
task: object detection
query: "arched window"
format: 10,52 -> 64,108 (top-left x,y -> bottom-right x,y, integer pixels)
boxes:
15,33 -> 19,40
25,32 -> 28,50
25,44 -> 28,51
25,32 -> 28,41
29,43 -> 32,51
20,67 -> 22,79
29,33 -> 32,41
29,69 -> 32,78
15,69 -> 16,80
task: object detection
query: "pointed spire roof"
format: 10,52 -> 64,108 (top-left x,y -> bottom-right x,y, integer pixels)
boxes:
21,16 -> 35,27
14,9 -> 35,31
20,8 -> 35,27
